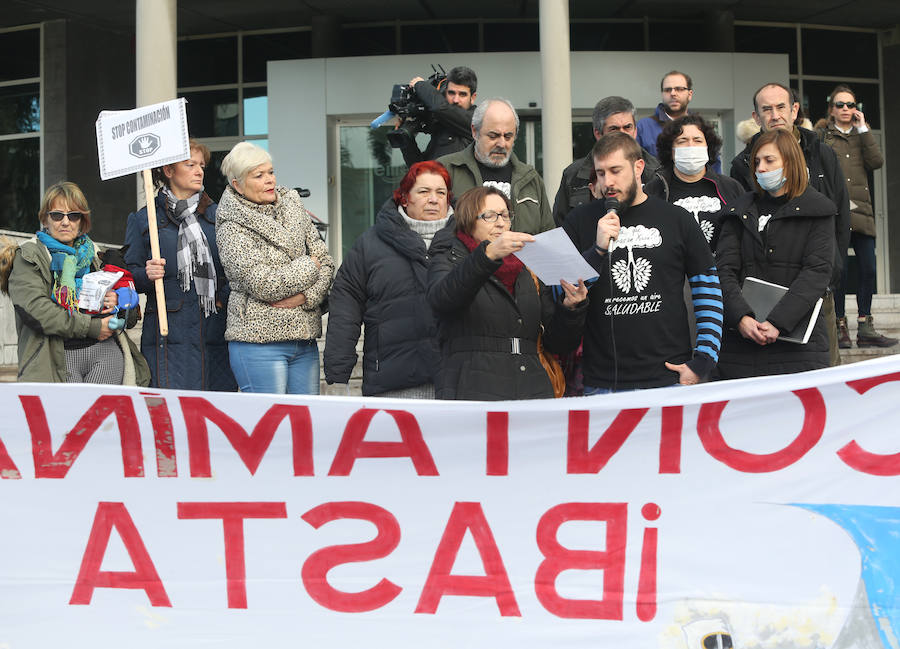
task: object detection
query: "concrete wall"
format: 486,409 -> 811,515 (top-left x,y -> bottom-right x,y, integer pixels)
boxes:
268,50 -> 788,235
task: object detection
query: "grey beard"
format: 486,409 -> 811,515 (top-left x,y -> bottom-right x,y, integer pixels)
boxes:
474,146 -> 512,168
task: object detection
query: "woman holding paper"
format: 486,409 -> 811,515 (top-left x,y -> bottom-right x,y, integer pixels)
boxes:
427,186 -> 587,400
0,182 -> 148,384
216,142 -> 334,395
124,139 -> 236,391
715,129 -> 835,378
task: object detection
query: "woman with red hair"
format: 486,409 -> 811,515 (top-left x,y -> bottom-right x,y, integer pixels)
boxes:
324,161 -> 452,397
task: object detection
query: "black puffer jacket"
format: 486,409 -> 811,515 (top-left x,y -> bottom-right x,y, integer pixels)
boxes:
730,127 -> 850,288
323,199 -> 441,395
715,188 -> 835,378
427,225 -> 586,400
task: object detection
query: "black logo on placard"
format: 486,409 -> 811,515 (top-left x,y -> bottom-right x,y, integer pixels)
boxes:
129,133 -> 161,158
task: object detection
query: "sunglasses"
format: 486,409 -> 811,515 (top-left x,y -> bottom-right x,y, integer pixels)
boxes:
833,101 -> 856,109
47,211 -> 83,222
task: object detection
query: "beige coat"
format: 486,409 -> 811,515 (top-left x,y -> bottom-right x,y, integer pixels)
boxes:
216,186 -> 334,343
818,122 -> 884,237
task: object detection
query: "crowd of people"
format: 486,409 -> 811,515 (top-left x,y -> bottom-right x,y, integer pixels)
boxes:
0,68 -> 891,399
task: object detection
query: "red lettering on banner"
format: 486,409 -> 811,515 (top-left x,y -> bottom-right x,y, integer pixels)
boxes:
838,373 -> 900,475
143,394 -> 177,477
301,502 -> 402,612
21,395 -> 144,478
329,409 -> 438,476
567,409 -> 649,473
637,503 -> 660,621
70,502 -> 170,606
177,501 -> 288,609
0,434 -> 21,479
534,502 -> 627,619
659,407 -> 683,474
697,389 -> 825,472
416,502 -> 521,616
486,412 -> 509,476
180,398 -> 313,477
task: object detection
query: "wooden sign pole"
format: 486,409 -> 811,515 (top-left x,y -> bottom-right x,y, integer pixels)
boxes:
142,168 -> 168,336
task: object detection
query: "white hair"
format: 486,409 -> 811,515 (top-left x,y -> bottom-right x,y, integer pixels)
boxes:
221,141 -> 273,184
471,98 -> 519,134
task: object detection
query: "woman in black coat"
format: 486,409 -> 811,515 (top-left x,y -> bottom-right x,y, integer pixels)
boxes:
124,139 -> 236,391
427,186 -> 588,400
324,161 -> 452,398
716,128 -> 836,378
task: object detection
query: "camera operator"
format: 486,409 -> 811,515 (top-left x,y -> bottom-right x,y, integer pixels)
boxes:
401,66 -> 478,166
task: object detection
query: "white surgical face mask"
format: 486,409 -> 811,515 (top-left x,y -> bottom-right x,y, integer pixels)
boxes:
755,168 -> 787,192
673,146 -> 709,176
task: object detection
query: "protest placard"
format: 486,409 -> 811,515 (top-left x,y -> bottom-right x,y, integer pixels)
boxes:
95,98 -> 191,336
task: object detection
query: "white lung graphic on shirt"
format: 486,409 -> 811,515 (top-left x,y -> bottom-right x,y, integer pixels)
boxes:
609,225 -> 662,293
673,195 -> 721,242
482,180 -> 512,198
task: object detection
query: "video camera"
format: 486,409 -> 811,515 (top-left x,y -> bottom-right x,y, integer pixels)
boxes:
370,65 -> 448,149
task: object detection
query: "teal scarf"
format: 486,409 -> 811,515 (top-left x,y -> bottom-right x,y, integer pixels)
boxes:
36,231 -> 95,313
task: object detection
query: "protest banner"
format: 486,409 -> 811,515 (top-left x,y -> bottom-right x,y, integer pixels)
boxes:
1,356 -> 899,648
95,98 -> 190,336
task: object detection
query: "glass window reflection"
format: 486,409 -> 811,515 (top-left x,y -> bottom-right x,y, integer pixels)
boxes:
0,83 -> 39,135
0,138 -> 40,232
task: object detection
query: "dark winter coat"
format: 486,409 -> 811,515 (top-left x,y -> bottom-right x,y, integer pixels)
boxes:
427,225 -> 587,400
643,165 -> 746,248
729,127 -> 850,288
715,188 -> 836,378
124,191 -> 236,391
817,122 -> 884,237
324,200 -> 441,395
551,147 -> 660,226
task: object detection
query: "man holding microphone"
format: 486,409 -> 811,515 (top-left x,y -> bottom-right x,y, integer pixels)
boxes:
562,132 -> 723,393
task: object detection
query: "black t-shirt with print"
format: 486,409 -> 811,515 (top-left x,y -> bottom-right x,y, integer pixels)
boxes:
575,196 -> 715,389
477,160 -> 513,199
668,175 -> 722,248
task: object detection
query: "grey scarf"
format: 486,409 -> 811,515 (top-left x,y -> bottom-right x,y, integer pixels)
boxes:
161,186 -> 217,317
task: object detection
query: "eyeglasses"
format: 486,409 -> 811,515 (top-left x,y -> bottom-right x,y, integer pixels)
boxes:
476,210 -> 514,223
47,211 -> 83,222
663,86 -> 690,93
833,101 -> 856,109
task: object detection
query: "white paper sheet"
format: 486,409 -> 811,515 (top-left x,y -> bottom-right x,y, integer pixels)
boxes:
512,227 -> 599,285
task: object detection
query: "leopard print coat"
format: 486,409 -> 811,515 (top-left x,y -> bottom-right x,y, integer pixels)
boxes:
216,185 -> 334,343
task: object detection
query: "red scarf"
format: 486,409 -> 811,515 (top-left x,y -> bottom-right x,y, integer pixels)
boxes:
456,231 -> 524,295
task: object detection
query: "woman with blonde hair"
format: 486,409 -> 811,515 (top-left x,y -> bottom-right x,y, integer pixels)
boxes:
216,142 -> 334,394
1,181 -> 148,384
716,129 -> 836,378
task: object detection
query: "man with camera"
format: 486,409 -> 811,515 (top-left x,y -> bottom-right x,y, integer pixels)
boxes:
400,66 -> 478,166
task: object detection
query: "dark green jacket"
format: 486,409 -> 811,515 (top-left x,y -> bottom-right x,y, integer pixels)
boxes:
8,238 -> 150,385
437,144 -> 555,235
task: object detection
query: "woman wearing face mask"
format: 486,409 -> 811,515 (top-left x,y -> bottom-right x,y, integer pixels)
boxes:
644,114 -> 744,250
715,129 -> 836,379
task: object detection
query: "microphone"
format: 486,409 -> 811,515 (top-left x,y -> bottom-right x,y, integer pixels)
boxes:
604,197 -> 620,246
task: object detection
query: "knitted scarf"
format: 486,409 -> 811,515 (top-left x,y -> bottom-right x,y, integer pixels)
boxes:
456,231 -> 523,295
36,230 -> 95,313
161,186 -> 217,317
398,205 -> 452,247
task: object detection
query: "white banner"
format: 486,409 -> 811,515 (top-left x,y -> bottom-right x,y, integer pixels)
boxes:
2,357 -> 900,649
95,98 -> 190,180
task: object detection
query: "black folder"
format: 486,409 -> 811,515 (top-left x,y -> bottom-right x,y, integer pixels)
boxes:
741,276 -> 823,344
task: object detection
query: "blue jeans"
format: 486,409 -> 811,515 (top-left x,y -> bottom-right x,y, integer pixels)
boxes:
228,340 -> 320,395
836,232 -> 876,318
583,383 -> 680,395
